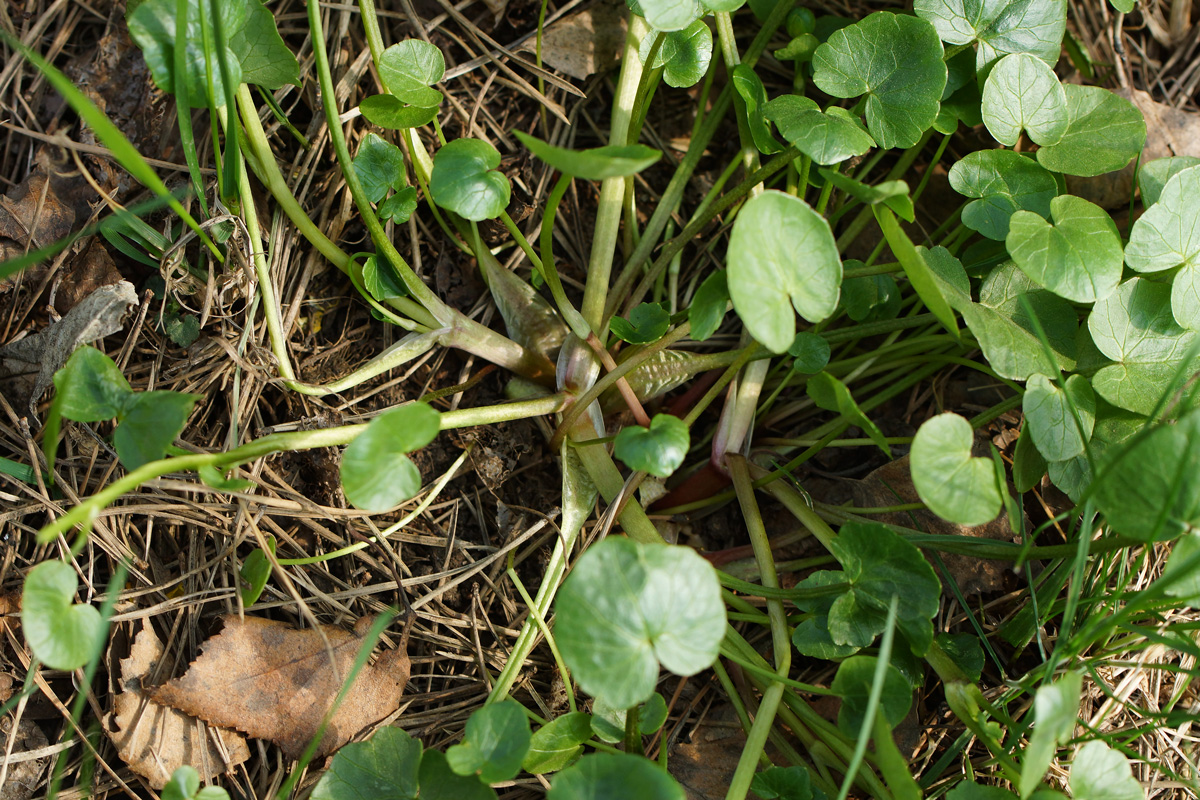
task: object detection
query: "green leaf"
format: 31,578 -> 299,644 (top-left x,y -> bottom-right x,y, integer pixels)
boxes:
363,255 -> 408,301
555,538 -> 725,709
340,403 -> 440,511
353,133 -> 406,204
1069,742 -> 1145,800
877,210 -> 958,336
1020,672 -> 1082,800
732,64 -> 783,155
514,131 -> 661,180
842,273 -> 901,322
1138,155 -> 1200,207
128,0 -> 298,106
610,303 -> 670,344
163,310 -> 200,347
764,95 -> 876,165
791,615 -> 860,659
1023,374 -> 1096,462
21,561 -> 105,671
949,149 -> 1058,240
359,95 -> 440,130
830,655 -> 912,735
238,536 -> 275,606
807,373 -> 890,455
911,412 -> 1003,525
614,414 -> 690,478
53,346 -> 132,422
727,190 -> 841,353
378,40 -> 445,107
789,332 -> 832,373
430,139 -> 511,221
523,712 -> 592,774
548,753 -> 685,800
640,21 -> 712,88
379,186 -> 419,223
936,632 -> 985,682
981,53 -> 1068,146
689,270 -> 729,341
776,34 -> 819,61
751,766 -> 815,800
446,700 -> 531,785
1006,195 -> 1123,303
1013,421 -> 1049,492
1093,407 -> 1200,542
945,784 -> 1018,800
198,464 -> 255,492
418,750 -> 496,800
822,170 -> 914,221
1160,529 -> 1200,605
162,766 -> 231,800
1035,86 -> 1146,177
588,696 -> 626,743
311,727 -> 422,800
1126,165 -> 1200,329
1088,278 -> 1195,367
914,0 -> 1066,72
1046,400 -> 1145,501
812,12 -> 947,149
639,692 -> 668,734
114,391 -> 201,470
825,523 -> 941,653
633,0 -> 703,32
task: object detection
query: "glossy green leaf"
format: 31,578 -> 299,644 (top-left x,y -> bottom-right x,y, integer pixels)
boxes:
732,64 -> 783,155
1069,742 -> 1145,800
911,412 -> 1003,525
523,713 -> 592,774
114,390 -> 201,470
22,561 -> 105,671
1138,155 -> 1200,207
162,766 -> 230,800
1036,86 -> 1146,177
764,95 -> 875,165
791,616 -> 860,659
548,753 -> 685,800
610,303 -> 670,344
807,373 -> 889,455
378,40 -> 445,107
842,273 -> 901,322
949,149 -> 1058,240
727,190 -> 841,353
340,403 -> 440,511
640,21 -> 712,88
430,139 -> 511,221
689,270 -> 729,341
588,695 -> 627,743
614,414 -> 690,478
1020,672 -> 1082,800
813,12 -> 946,149
379,186 -> 419,223
514,131 -> 661,180
359,95 -> 440,130
238,536 -> 275,606
789,332 -> 832,373
1093,408 -> 1200,542
914,0 -> 1066,72
830,655 -> 912,735
53,346 -> 132,422
446,700 -> 531,784
311,727 -> 422,800
555,538 -> 725,709
418,750 -> 496,800
363,255 -> 408,301
935,76 -> 984,134
751,766 -> 815,800
1007,195 -> 1123,303
981,53 -> 1068,146
1023,374 -> 1095,462
787,7 -> 817,36
353,133 -> 406,204
1126,166 -> 1200,329
634,0 -> 703,32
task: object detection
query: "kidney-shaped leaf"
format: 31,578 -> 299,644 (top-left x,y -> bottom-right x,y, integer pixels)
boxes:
1125,165 -> 1200,329
340,403 -> 440,511
446,701 -> 530,785
765,96 -> 875,166
949,149 -> 1058,240
613,414 -> 690,478
634,0 -> 703,31
1036,86 -> 1146,177
727,191 -> 841,353
813,12 -> 947,150
548,753 -> 685,800
430,139 -> 511,221
1023,373 -> 1096,462
1138,156 -> 1200,207
830,656 -> 913,735
1087,278 -> 1194,365
311,727 -> 421,800
911,412 -> 1004,525
22,561 -> 105,670
1069,742 -> 1145,800
379,40 -> 445,107
1006,194 -> 1123,303
555,538 -> 724,709
641,20 -> 713,88
914,0 -> 1066,72
359,95 -> 440,130
981,53 -> 1068,146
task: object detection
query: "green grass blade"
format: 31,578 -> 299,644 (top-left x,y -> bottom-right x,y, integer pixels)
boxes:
874,205 -> 958,338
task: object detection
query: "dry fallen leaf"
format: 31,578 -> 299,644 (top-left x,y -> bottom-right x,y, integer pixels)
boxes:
105,625 -> 249,790
0,716 -> 50,800
151,615 -> 410,760
519,0 -> 627,80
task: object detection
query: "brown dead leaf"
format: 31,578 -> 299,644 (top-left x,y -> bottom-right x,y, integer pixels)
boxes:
0,153 -> 92,283
54,239 -> 123,316
519,0 -> 627,80
151,615 -> 410,760
106,625 -> 249,790
852,456 -> 1015,596
0,716 -> 49,800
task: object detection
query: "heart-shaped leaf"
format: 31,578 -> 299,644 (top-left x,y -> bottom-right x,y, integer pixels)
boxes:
359,95 -> 440,130
949,149 -> 1058,240
22,561 -> 105,670
1138,155 -> 1200,207
53,345 -> 133,422
727,190 -> 841,353
1035,86 -> 1146,177
524,713 -> 592,775
613,414 -> 689,477
914,0 -> 1066,72
842,272 -> 901,322
555,538 -> 724,709
812,12 -> 947,149
379,186 -> 419,223
732,65 -> 783,155
789,332 -> 832,373
1069,742 -> 1145,800
640,21 -> 712,88
547,753 -> 685,800
1088,278 -> 1195,367
830,656 -> 913,735
1006,195 -> 1123,303
765,96 -> 875,166
340,403 -> 441,511
1023,373 -> 1096,462
312,727 -> 422,800
446,701 -> 531,785
418,750 -> 496,800
114,390 -> 201,470
610,303 -> 670,344
981,53 -> 1068,146
353,133 -> 406,204
514,131 -> 661,180
911,412 -> 1003,525
378,40 -> 445,107
1125,165 -> 1200,329
751,767 -> 816,800
430,139 -> 511,221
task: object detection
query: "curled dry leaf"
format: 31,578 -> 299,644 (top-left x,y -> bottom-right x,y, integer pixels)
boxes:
151,615 -> 410,760
106,625 -> 249,789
